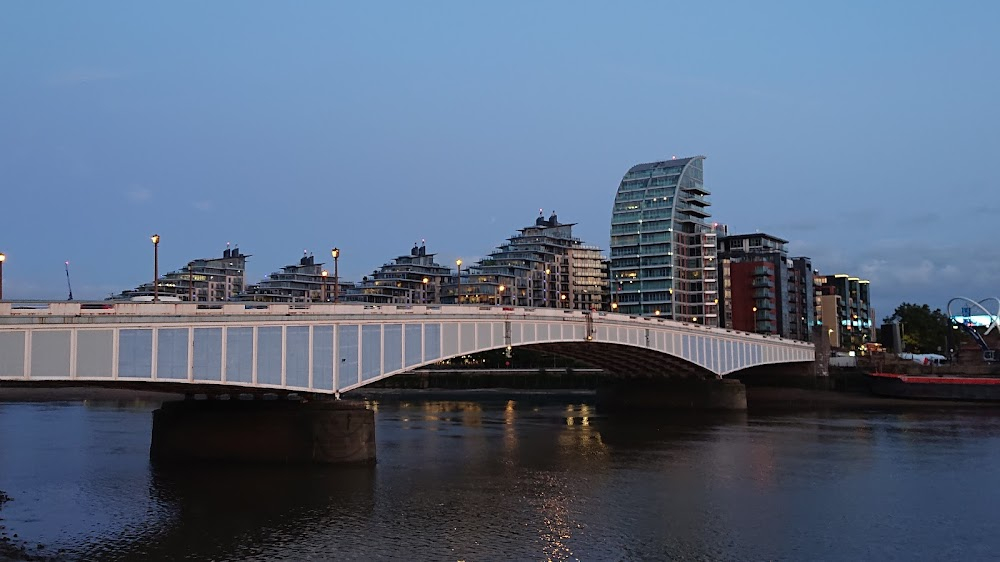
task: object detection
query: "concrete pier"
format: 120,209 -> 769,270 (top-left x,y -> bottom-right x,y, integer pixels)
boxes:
596,378 -> 747,411
150,399 -> 375,464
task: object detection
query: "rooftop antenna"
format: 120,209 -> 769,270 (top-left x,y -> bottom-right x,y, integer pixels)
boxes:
64,261 -> 74,301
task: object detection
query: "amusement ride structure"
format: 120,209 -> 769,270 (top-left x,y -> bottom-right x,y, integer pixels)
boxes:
947,297 -> 1000,363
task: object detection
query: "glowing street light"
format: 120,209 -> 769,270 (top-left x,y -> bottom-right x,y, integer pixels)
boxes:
422,277 -> 429,304
151,234 -> 160,303
0,252 -> 6,300
456,259 -> 463,305
321,270 -> 329,302
331,248 -> 340,303
498,284 -> 506,306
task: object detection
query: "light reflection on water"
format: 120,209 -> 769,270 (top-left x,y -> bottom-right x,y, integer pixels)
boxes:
1,398 -> 1000,560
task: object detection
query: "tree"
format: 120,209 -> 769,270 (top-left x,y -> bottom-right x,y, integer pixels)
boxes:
883,303 -> 952,353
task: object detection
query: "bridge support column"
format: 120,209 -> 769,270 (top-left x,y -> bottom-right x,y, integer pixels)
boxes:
150,400 -> 375,464
596,379 -> 747,411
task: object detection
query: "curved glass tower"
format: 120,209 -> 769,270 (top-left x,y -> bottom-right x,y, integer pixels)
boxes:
609,156 -> 718,322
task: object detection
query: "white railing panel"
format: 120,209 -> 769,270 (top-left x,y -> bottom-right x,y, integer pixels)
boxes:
286,326 -> 310,389
424,323 -> 441,362
193,328 -> 223,381
119,329 -> 153,379
384,324 -> 403,374
30,330 -> 71,378
256,327 -> 283,386
404,324 -> 422,368
225,327 -> 254,384
312,325 -> 334,391
337,325 -> 359,387
0,331 -> 25,378
77,329 -> 114,379
156,328 -> 188,380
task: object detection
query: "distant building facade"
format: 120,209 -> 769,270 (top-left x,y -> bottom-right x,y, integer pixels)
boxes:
610,156 -> 718,322
110,246 -> 248,302
717,233 -> 814,340
346,243 -> 452,304
239,253 -> 349,303
814,274 -> 873,350
446,212 -> 609,310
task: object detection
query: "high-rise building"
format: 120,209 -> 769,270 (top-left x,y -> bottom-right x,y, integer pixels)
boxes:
814,273 -> 873,350
609,156 -> 718,322
110,245 -> 249,302
347,242 -> 452,304
446,211 -> 609,310
786,257 -> 815,341
717,233 -> 814,340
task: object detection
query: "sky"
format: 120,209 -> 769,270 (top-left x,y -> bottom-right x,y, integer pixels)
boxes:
1,1 -> 998,321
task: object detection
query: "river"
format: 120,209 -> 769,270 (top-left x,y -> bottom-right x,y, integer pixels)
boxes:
2,395 -> 999,561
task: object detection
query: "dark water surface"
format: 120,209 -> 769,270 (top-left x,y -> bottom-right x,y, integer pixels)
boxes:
2,397 -> 1000,561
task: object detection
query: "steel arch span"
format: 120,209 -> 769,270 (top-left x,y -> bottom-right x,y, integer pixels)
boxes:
0,302 -> 814,395
947,296 -> 1000,335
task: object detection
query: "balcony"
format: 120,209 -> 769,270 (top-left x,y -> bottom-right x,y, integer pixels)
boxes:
752,278 -> 774,288
752,266 -> 774,276
753,289 -> 774,299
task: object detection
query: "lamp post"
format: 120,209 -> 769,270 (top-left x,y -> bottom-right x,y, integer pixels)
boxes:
188,264 -> 194,302
331,248 -> 340,303
0,252 -> 6,301
455,259 -> 463,305
151,234 -> 160,303
422,277 -> 429,304
560,293 -> 567,309
498,284 -> 505,306
321,270 -> 329,302
544,268 -> 550,307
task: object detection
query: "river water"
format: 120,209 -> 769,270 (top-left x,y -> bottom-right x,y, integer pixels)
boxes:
1,395 -> 999,561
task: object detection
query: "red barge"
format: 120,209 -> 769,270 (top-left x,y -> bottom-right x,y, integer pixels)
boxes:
867,372 -> 1000,401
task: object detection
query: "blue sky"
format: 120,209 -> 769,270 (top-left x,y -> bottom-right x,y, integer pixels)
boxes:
1,1 -> 997,319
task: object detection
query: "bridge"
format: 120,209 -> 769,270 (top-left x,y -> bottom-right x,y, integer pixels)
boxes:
0,301 -> 814,395
0,301 -> 815,464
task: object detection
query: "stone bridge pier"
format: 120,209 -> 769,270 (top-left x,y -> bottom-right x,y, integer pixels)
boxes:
150,397 -> 375,465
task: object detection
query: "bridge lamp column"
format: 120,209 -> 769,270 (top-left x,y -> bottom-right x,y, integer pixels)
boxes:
560,293 -> 567,309
0,252 -> 5,300
498,284 -> 505,306
422,277 -> 429,304
455,259 -> 463,305
331,248 -> 340,303
151,234 -> 160,303
321,270 -> 329,302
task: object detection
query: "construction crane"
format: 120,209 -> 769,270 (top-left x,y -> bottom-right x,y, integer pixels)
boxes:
64,261 -> 74,301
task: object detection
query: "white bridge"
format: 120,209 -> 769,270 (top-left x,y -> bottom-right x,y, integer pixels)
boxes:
0,302 -> 814,395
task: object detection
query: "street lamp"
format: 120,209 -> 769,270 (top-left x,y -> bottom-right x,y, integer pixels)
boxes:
321,270 -> 329,302
422,277 -> 429,304
560,293 -> 567,309
331,248 -> 340,303
151,234 -> 160,303
544,268 -> 550,307
498,284 -> 505,306
456,259 -> 463,305
0,252 -> 6,301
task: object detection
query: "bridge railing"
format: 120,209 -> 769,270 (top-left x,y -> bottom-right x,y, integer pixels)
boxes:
0,301 -> 814,348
